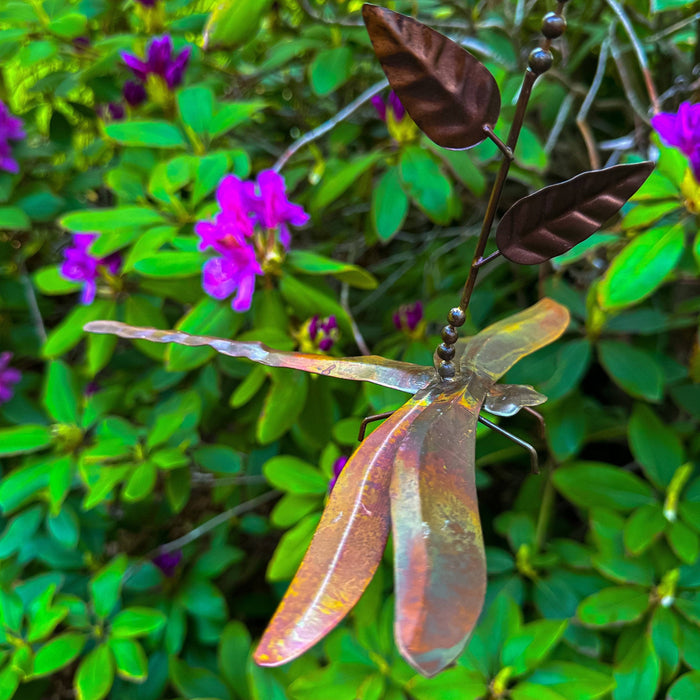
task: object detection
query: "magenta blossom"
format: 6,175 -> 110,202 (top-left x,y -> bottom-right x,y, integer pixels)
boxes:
371,91 -> 406,123
60,233 -> 121,305
195,170 -> 308,312
153,550 -> 182,578
123,81 -> 147,107
328,456 -> 348,493
244,170 -> 310,247
393,301 -> 423,333
652,102 -> 700,180
0,101 -> 25,174
121,35 -> 191,105
0,353 -> 21,405
308,315 -> 338,352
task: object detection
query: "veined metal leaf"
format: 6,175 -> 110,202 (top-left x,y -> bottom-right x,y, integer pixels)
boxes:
496,162 -> 655,264
362,4 -> 500,149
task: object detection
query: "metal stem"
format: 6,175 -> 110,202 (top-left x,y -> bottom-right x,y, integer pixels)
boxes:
478,415 -> 539,474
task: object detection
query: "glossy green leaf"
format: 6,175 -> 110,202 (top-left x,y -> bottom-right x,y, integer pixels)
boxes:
169,656 -> 233,700
0,425 -> 52,457
218,620 -> 252,692
256,369 -> 308,444
263,455 -> 328,495
287,250 -> 378,289
613,635 -> 660,700
623,504 -> 666,555
193,445 -> 242,475
598,224 -> 684,310
668,672 -> 700,700
43,360 -> 79,424
267,512 -> 321,581
552,462 -> 655,512
502,619 -> 568,675
598,341 -> 664,402
75,644 -> 114,700
310,47 -> 353,96
399,146 -> 453,225
109,638 -> 148,681
204,0 -> 273,49
372,166 -> 409,242
528,661 -> 614,699
134,252 -> 203,278
61,207 -> 163,233
111,607 -> 167,638
628,403 -> 684,488
89,554 -> 127,619
577,586 -> 649,626
310,152 -> 382,212
105,121 -> 188,148
32,633 -> 86,677
178,86 -> 214,137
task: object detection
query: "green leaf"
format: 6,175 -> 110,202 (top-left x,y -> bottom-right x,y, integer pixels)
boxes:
577,586 -> 649,627
628,403 -> 684,488
257,369 -> 308,444
49,13 -> 87,38
0,457 -> 58,513
552,462 -> 655,512
123,461 -> 158,502
0,425 -> 52,457
510,683 -> 568,700
408,668 -> 488,699
0,505 -> 44,557
668,519 -> 700,564
598,341 -> 664,402
109,638 -> 148,681
192,152 -> 229,205
47,506 -> 79,549
169,656 -> 233,700
371,166 -> 409,242
309,46 -> 353,96
61,207 -> 163,233
668,672 -> 700,700
0,205 -> 30,230
167,297 -> 239,372
89,554 -> 127,619
193,445 -> 242,475
613,635 -> 660,700
110,607 -> 167,638
399,145 -> 453,225
528,661 -> 615,699
178,86 -> 214,137
43,300 -> 113,357
210,102 -> 267,139
538,339 -> 592,400
124,295 -> 168,361
34,266 -> 81,294
218,621 -> 251,694
310,152 -> 382,212
598,224 -> 685,310
651,0 -> 693,11
43,361 -> 79,424
279,275 -> 351,335
502,620 -> 568,675
181,579 -> 228,620
545,394 -> 587,461
263,455 -> 328,495
287,250 -> 378,289
204,0 -> 273,49
624,504 -> 666,555
32,633 -> 86,677
75,644 -> 114,700
134,251 -> 203,277
105,121 -> 187,148
651,606 -> 680,679
267,513 -> 321,581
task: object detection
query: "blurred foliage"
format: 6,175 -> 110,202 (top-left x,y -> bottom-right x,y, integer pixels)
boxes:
0,0 -> 699,698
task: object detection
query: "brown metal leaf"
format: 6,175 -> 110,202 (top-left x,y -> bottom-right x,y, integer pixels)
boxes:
362,4 -> 500,149
495,162 -> 654,265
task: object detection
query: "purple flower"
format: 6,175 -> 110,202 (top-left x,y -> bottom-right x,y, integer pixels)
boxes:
245,170 -> 309,248
153,550 -> 182,578
0,101 -> 25,174
123,81 -> 147,107
98,102 -> 125,121
135,0 -> 157,5
307,315 -> 338,352
0,353 -> 21,405
328,456 -> 348,493
121,35 -> 191,92
60,233 -> 122,305
371,90 -> 406,123
652,102 -> 700,180
202,250 -> 262,312
393,301 -> 423,333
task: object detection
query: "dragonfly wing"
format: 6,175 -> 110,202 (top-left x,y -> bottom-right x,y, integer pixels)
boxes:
84,321 -> 433,393
391,388 -> 485,677
254,388 -> 434,666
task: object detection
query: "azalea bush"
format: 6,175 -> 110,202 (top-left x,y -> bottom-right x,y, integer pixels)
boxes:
0,0 -> 698,699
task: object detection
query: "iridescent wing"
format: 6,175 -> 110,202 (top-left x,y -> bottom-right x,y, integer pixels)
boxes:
391,298 -> 570,676
254,385 -> 436,666
84,321 -> 434,393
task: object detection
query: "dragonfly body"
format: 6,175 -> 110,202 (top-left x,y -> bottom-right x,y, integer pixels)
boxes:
85,298 -> 570,677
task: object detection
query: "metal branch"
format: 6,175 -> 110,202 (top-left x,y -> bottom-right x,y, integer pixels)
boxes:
273,79 -> 389,172
478,415 -> 540,474
358,410 -> 395,441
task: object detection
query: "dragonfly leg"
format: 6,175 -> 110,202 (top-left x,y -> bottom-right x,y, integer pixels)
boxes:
523,406 -> 546,440
358,411 -> 395,442
478,415 -> 539,474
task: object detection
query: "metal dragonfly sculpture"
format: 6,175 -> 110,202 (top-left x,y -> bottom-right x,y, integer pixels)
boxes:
85,2 -> 653,679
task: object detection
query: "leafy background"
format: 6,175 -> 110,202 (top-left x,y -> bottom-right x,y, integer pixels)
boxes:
0,0 -> 699,698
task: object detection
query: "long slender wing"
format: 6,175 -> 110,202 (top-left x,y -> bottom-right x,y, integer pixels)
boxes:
254,386 -> 436,666
460,298 -> 570,381
391,388 -> 485,677
84,321 -> 434,393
